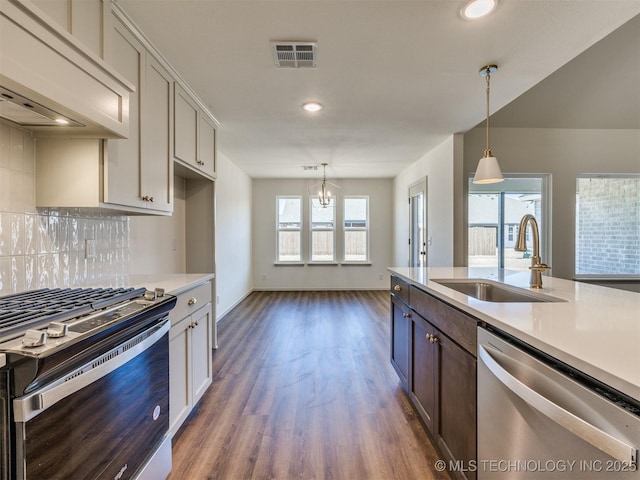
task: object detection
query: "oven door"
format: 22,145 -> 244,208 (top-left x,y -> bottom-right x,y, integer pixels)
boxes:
12,320 -> 171,480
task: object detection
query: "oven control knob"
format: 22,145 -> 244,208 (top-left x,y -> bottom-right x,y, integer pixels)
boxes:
47,322 -> 69,338
154,288 -> 165,298
22,330 -> 47,348
144,290 -> 157,301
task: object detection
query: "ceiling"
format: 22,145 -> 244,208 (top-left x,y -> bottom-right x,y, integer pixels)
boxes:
117,1 -> 640,179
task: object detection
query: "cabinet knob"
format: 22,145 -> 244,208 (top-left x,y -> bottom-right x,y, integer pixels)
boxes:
393,285 -> 401,292
142,195 -> 155,202
429,334 -> 439,344
402,312 -> 411,318
187,297 -> 197,306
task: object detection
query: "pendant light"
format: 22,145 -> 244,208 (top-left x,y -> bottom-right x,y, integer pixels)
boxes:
473,64 -> 504,184
308,163 -> 341,208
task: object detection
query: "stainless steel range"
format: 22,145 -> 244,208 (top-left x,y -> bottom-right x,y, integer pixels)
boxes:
0,287 -> 177,480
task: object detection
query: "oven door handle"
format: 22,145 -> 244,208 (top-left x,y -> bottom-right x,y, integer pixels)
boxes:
479,342 -> 638,465
13,320 -> 170,423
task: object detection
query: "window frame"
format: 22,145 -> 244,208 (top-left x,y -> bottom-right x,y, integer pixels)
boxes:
343,195 -> 370,264
467,174 -> 551,271
275,195 -> 304,264
575,173 -> 640,280
309,196 -> 337,263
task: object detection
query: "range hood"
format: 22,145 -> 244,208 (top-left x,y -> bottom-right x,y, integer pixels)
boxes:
0,0 -> 133,138
0,86 -> 84,127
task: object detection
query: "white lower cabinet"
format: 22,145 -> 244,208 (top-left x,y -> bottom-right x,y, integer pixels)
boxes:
168,282 -> 213,437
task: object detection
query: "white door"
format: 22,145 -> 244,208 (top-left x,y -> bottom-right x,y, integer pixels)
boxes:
409,178 -> 427,267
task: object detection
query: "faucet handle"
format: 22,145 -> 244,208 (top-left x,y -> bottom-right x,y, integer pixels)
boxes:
531,263 -> 550,272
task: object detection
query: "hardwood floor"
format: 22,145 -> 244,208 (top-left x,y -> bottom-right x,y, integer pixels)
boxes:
168,291 -> 450,480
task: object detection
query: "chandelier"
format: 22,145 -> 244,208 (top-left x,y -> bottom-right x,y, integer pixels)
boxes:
308,163 -> 341,208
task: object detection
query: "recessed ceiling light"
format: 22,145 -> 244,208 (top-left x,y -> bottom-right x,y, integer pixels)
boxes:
302,102 -> 323,112
461,0 -> 498,19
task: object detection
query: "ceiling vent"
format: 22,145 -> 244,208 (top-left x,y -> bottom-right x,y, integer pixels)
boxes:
271,42 -> 317,68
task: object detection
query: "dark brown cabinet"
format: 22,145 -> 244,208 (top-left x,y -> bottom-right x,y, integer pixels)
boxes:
410,314 -> 437,432
390,296 -> 410,387
390,276 -> 477,480
435,326 -> 477,480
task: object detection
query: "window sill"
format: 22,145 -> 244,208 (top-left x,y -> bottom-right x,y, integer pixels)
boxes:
308,262 -> 339,266
273,262 -> 305,266
340,262 -> 371,266
574,275 -> 640,281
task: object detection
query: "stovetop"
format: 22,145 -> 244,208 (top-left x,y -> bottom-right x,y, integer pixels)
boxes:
0,287 -> 175,357
0,287 -> 146,341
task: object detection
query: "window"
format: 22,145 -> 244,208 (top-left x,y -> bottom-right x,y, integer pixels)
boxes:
344,196 -> 369,262
310,197 -> 336,262
468,176 -> 549,270
276,196 -> 302,262
575,175 -> 640,277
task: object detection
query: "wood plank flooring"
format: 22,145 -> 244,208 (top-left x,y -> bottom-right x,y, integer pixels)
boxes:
168,291 -> 450,480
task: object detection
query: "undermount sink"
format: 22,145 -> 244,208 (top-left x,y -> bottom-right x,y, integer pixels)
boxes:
431,279 -> 566,303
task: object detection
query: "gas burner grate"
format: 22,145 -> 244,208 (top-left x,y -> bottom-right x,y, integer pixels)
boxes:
0,287 -> 144,337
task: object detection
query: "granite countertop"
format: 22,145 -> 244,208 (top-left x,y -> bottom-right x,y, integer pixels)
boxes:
71,273 -> 215,296
388,266 -> 640,401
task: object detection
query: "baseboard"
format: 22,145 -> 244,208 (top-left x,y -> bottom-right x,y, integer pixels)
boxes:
215,289 -> 253,322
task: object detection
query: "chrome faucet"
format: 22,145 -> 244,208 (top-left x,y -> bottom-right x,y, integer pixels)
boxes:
514,214 -> 550,289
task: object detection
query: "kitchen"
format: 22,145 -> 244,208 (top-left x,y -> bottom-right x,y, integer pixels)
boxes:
1,0 -> 639,479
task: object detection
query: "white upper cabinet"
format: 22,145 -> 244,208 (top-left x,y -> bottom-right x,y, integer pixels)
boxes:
173,83 -> 217,180
103,9 -> 173,214
198,112 -> 216,179
30,0 -> 104,57
174,84 -> 199,167
141,56 -> 174,212
36,5 -> 174,215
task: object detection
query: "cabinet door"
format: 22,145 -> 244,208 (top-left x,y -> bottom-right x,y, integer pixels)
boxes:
191,303 -> 213,405
198,112 -> 216,178
436,332 -> 477,480
410,315 -> 437,432
169,317 -> 192,437
174,84 -> 198,168
31,0 -> 103,56
103,15 -> 144,209
141,56 -> 173,213
390,297 -> 410,387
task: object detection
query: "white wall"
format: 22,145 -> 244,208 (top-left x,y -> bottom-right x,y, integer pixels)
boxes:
463,127 -> 640,280
392,135 -> 461,268
252,178 -> 393,290
215,152 -> 253,318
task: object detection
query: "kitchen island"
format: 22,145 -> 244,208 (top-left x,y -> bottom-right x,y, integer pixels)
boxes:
388,267 -> 640,480
388,267 -> 640,401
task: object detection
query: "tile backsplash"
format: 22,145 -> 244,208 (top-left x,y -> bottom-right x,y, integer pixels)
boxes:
0,123 -> 130,295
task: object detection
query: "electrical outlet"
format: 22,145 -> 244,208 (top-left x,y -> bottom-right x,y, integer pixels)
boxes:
378,273 -> 383,280
262,274 -> 267,280
216,295 -> 220,305
85,239 -> 96,259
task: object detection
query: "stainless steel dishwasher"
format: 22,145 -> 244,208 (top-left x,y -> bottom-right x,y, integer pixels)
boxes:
477,327 -> 639,479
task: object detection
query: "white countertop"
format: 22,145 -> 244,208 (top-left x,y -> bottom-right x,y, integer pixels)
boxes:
71,273 -> 215,296
388,267 -> 640,401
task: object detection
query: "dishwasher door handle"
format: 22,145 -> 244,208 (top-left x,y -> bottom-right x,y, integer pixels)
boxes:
479,343 -> 638,465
